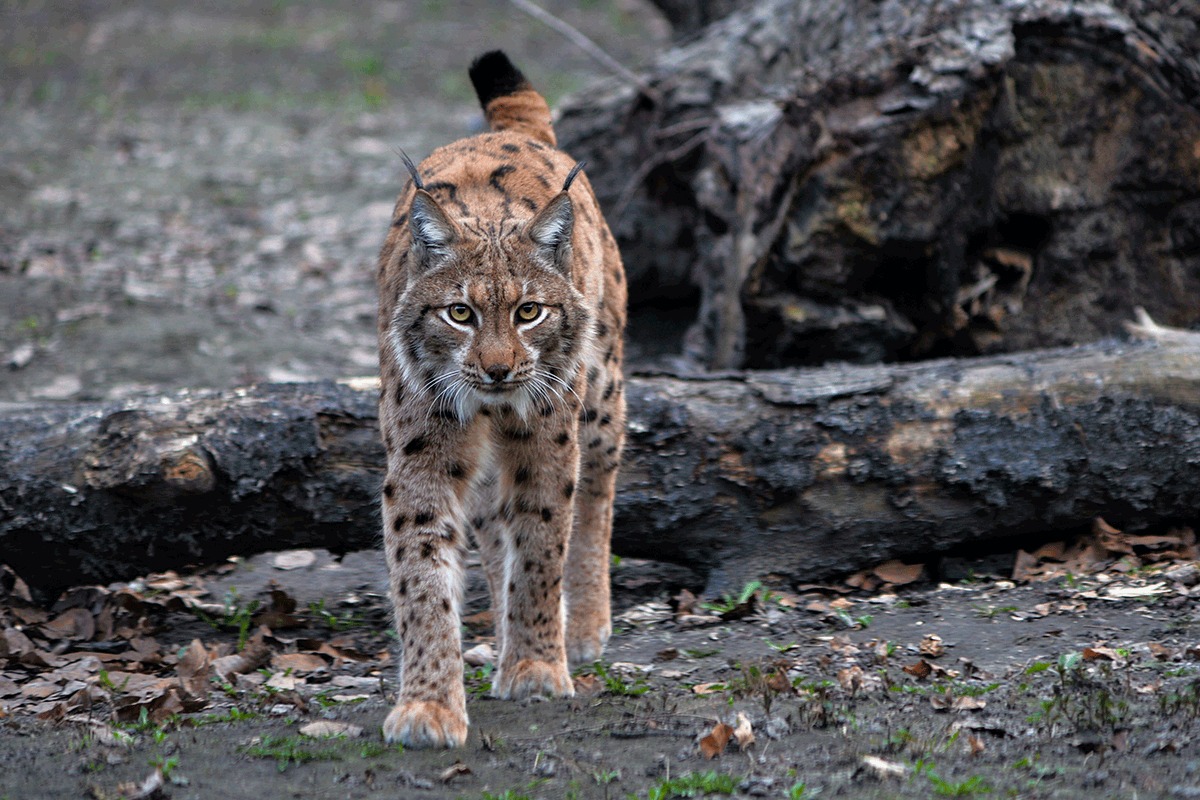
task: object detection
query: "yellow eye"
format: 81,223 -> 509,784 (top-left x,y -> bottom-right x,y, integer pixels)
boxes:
448,304 -> 473,323
516,302 -> 541,322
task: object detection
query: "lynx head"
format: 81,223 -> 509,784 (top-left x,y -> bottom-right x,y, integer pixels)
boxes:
389,164 -> 592,422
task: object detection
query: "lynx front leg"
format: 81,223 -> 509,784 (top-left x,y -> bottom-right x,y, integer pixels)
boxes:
489,413 -> 578,700
565,362 -> 625,665
379,416 -> 483,748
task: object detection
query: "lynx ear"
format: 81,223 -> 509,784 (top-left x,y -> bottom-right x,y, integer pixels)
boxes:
409,189 -> 459,270
527,192 -> 574,274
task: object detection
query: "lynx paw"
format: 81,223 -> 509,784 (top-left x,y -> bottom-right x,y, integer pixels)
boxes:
566,621 -> 610,667
382,700 -> 468,748
493,659 -> 575,700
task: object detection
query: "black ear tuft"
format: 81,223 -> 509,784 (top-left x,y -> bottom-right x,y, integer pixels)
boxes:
468,50 -> 530,109
400,150 -> 424,191
561,161 -> 586,192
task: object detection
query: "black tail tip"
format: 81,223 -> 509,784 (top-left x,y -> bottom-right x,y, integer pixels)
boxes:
468,50 -> 530,108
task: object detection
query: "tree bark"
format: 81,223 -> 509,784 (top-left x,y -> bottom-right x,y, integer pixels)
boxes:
557,0 -> 1200,369
2,338 -> 1198,603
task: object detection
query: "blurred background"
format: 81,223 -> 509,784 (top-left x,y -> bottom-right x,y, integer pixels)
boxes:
0,0 -> 670,402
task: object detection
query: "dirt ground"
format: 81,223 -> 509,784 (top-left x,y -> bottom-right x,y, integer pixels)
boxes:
3,1 -> 1200,799
2,548 -> 1200,800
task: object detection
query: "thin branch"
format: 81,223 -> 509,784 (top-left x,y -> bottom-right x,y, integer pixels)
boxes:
509,0 -> 662,104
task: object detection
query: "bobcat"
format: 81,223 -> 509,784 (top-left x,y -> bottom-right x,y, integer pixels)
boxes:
374,51 -> 626,748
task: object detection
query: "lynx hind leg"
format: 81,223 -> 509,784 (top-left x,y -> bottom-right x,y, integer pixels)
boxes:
565,357 -> 625,666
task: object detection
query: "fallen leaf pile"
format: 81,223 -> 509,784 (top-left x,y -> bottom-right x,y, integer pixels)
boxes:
0,564 -> 385,725
1013,518 -> 1199,582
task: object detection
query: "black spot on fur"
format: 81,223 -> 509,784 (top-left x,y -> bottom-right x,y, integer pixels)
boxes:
580,408 -> 598,424
504,427 -> 532,441
472,516 -> 485,530
555,432 -> 570,446
588,437 -> 602,448
597,322 -> 608,338
599,414 -> 611,426
587,366 -> 599,384
603,381 -> 615,400
442,522 -> 457,541
393,385 -> 404,404
415,510 -> 435,525
394,544 -> 404,561
383,483 -> 395,498
556,542 -> 564,555
432,406 -> 457,421
391,212 -> 408,228
404,436 -> 426,455
501,143 -> 521,153
521,197 -> 538,211
398,578 -> 408,595
420,541 -> 435,559
523,559 -> 533,572
489,164 -> 516,192
539,404 -> 554,417
563,481 -> 575,499
541,507 -> 552,522
514,467 -> 530,484
508,581 -> 516,593
448,462 -> 465,479
392,515 -> 406,532
442,598 -> 450,612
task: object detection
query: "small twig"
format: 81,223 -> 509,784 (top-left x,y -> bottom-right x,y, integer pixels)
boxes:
509,0 -> 661,104
611,129 -> 709,223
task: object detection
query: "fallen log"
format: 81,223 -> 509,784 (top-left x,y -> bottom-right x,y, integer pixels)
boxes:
557,0 -> 1200,368
2,337 -> 1199,603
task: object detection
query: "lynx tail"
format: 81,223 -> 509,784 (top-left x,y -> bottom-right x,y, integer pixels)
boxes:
468,50 -> 557,147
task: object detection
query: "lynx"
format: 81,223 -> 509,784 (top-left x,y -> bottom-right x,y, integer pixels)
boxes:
373,51 -> 626,748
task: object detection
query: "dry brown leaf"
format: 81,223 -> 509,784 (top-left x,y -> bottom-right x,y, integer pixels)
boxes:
439,762 -> 471,783
873,559 -> 923,586
904,659 -> 933,679
691,682 -> 726,696
1148,642 -> 1176,661
952,695 -> 986,712
699,721 -> 733,759
573,674 -> 603,696
1082,646 -> 1119,662
212,639 -> 272,682
299,720 -> 363,738
967,732 -> 986,756
673,588 -> 699,615
919,634 -> 945,658
43,608 -> 95,641
271,652 -> 328,673
733,711 -> 755,750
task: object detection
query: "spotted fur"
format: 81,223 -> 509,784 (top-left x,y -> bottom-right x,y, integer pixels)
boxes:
375,50 -> 626,748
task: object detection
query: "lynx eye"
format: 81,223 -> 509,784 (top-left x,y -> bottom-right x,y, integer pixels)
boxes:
448,304 -> 474,324
516,302 -> 541,322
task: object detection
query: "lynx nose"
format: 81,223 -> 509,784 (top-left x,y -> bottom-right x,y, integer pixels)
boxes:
485,363 -> 511,383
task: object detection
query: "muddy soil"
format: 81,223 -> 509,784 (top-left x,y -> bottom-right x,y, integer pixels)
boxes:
3,552 -> 1200,800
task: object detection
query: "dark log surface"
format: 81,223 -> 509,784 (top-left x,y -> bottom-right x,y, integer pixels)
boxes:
3,338 -> 1198,603
558,0 -> 1200,368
